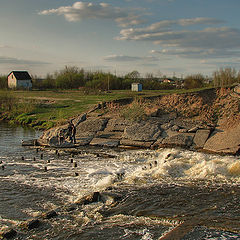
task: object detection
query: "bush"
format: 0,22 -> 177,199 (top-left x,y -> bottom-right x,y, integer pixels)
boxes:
213,67 -> 238,87
120,98 -> 147,122
184,74 -> 205,89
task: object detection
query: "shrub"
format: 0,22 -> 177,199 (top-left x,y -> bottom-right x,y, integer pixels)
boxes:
213,67 -> 238,87
120,98 -> 147,122
184,74 -> 205,89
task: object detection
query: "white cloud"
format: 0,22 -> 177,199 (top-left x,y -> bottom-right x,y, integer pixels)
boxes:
39,1 -> 145,27
104,54 -> 159,62
117,17 -> 223,39
151,47 -> 240,59
117,15 -> 240,59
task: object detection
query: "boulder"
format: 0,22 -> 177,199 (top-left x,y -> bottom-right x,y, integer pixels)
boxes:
161,133 -> 194,148
38,125 -> 68,146
0,229 -> 17,239
72,113 -> 87,127
123,122 -> 161,141
193,129 -> 211,149
76,192 -> 101,205
76,118 -> 108,133
41,210 -> 58,219
19,219 -> 40,230
203,124 -> 240,154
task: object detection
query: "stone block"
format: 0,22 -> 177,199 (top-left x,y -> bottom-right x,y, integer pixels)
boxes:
105,119 -> 130,132
76,118 -> 108,133
120,139 -> 154,148
123,122 -> 161,141
193,129 -> 211,149
203,124 -> 240,154
161,133 -> 194,148
90,138 -> 120,147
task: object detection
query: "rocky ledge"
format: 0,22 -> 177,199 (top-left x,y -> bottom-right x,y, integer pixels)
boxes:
36,85 -> 240,155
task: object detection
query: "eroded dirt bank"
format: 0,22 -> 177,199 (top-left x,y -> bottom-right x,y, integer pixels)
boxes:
37,85 -> 240,155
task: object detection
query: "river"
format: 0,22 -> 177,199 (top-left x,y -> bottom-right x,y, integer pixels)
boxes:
0,122 -> 239,239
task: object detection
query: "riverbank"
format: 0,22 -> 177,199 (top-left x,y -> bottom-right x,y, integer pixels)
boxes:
38,85 -> 240,155
0,87 -> 213,130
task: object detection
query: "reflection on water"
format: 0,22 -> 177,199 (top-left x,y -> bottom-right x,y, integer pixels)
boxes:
0,122 -> 239,239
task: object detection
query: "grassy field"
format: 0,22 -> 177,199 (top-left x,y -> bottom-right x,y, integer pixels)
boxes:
0,87 -> 213,129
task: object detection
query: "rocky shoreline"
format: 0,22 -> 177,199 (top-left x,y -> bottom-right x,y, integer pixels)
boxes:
35,85 -> 240,155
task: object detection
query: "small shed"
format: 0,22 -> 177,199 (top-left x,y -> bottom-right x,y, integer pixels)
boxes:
8,71 -> 32,90
131,83 -> 142,92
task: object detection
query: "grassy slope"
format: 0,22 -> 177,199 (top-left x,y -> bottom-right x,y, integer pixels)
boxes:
0,87 -> 213,129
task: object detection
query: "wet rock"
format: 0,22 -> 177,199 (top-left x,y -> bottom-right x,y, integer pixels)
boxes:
0,229 -> 17,239
76,192 -> 101,205
100,192 -> 123,204
193,129 -> 211,149
42,210 -> 58,219
203,124 -> 240,154
19,219 -> 40,230
123,122 -> 161,141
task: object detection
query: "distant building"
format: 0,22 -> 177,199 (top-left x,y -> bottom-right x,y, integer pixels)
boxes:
8,71 -> 32,90
131,82 -> 142,92
162,78 -> 175,84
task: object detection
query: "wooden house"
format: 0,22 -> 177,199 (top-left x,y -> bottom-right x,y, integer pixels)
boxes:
8,71 -> 32,90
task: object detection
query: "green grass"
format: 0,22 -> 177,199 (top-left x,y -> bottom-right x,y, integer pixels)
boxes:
0,87 -> 214,129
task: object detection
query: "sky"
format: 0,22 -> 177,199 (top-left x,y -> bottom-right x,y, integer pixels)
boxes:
1,0 -> 240,78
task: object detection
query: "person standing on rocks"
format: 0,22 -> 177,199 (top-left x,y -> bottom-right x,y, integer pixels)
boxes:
58,129 -> 65,145
71,121 -> 76,144
67,120 -> 76,144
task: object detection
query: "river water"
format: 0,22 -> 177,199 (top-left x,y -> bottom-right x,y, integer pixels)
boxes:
0,122 -> 240,239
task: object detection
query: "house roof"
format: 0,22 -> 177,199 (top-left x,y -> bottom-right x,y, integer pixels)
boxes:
8,71 -> 32,80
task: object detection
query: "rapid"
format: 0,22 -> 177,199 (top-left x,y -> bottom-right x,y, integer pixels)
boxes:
0,122 -> 239,239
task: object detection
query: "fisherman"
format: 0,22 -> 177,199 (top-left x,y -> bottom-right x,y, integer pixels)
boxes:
67,120 -> 76,144
72,122 -> 76,144
58,129 -> 65,145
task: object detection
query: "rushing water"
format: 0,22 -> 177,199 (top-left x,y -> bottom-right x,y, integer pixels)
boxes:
0,122 -> 239,239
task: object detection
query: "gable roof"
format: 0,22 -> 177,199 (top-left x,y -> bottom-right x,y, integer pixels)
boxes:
8,71 -> 32,80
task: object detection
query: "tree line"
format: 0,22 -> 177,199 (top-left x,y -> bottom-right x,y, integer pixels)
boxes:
1,66 -> 240,90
